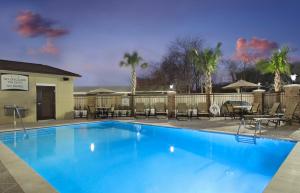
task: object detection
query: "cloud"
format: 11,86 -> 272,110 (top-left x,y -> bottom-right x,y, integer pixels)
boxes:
16,10 -> 69,55
234,37 -> 278,63
16,10 -> 68,38
40,39 -> 59,55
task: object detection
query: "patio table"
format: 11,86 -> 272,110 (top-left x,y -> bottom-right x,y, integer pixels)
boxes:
233,105 -> 249,119
96,107 -> 111,118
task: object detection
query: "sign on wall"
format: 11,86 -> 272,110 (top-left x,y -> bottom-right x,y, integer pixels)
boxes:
1,74 -> 29,91
122,97 -> 130,106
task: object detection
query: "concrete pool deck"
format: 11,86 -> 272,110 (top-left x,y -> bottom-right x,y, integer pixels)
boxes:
0,117 -> 300,193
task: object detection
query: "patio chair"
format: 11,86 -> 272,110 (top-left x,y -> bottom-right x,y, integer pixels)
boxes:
135,103 -> 147,117
224,104 -> 238,119
155,102 -> 168,119
197,102 -> 210,119
176,103 -> 189,120
74,109 -> 81,118
87,106 -> 98,119
253,101 -> 299,133
107,106 -> 115,118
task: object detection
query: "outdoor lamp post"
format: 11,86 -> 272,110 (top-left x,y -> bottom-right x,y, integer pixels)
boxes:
257,82 -> 261,89
169,84 -> 174,90
290,74 -> 297,84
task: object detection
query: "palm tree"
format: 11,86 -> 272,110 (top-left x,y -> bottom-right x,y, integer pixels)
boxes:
119,51 -> 148,95
256,47 -> 290,92
191,42 -> 222,94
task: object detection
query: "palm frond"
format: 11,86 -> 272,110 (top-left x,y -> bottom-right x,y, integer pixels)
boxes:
119,60 -> 126,67
256,60 -> 274,74
140,62 -> 148,69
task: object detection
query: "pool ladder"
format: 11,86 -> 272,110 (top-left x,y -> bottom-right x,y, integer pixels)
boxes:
236,118 -> 258,142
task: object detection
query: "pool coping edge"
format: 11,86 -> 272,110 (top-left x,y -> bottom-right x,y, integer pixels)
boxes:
0,120 -> 299,193
263,142 -> 300,193
0,143 -> 58,193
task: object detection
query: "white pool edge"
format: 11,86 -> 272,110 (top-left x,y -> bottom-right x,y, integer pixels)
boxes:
0,120 -> 299,193
0,143 -> 58,193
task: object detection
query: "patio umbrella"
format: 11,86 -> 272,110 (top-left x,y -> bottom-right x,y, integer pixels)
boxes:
222,79 -> 258,101
88,88 -> 115,94
223,79 -> 258,90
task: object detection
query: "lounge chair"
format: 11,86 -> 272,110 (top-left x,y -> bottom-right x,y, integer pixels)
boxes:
176,103 -> 189,120
243,102 -> 280,125
135,103 -> 147,117
253,101 -> 299,133
248,103 -> 260,114
244,102 -> 280,119
197,103 -> 210,119
155,102 -> 168,118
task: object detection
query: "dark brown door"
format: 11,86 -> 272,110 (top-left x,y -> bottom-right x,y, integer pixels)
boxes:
36,86 -> 56,120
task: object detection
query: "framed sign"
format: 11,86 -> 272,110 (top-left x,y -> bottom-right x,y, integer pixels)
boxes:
121,97 -> 130,106
1,74 -> 29,91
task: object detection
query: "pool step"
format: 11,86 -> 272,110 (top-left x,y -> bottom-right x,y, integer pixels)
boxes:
235,135 -> 256,144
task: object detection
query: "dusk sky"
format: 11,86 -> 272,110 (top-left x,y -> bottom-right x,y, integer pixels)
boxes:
1,0 -> 300,86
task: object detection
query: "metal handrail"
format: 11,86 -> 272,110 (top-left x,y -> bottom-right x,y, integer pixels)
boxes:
13,105 -> 28,137
237,117 -> 259,137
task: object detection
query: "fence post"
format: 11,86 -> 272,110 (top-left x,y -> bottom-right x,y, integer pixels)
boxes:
167,91 -> 176,118
284,84 -> 300,115
253,89 -> 265,114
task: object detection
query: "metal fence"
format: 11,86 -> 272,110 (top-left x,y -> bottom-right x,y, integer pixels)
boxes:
74,95 -> 88,109
74,92 -> 285,111
210,93 -> 253,107
95,95 -> 126,108
175,93 -> 254,108
175,94 -> 206,108
134,95 -> 168,108
264,92 -> 285,111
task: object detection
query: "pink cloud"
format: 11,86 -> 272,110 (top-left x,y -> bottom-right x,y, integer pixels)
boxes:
234,37 -> 278,63
16,10 -> 68,38
40,39 -> 59,55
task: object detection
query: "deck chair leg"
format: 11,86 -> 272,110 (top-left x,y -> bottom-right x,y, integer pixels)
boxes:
255,120 -> 262,135
275,120 -> 279,129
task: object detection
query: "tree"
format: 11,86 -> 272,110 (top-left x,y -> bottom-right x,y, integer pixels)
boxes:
162,37 -> 203,93
256,47 -> 290,92
119,51 -> 148,95
191,42 -> 222,94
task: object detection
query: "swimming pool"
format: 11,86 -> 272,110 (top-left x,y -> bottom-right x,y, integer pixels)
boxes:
0,121 -> 295,193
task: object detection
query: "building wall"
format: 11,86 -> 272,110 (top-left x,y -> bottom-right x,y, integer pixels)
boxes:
0,70 -> 75,124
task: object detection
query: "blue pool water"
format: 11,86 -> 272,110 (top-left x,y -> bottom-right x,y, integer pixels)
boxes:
0,121 -> 295,193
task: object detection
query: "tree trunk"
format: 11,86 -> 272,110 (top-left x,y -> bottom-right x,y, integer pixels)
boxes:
274,70 -> 281,92
205,71 -> 212,110
131,68 -> 137,94
205,71 -> 212,94
131,68 -> 137,115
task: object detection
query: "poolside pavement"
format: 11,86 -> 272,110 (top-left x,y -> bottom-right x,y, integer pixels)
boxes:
0,117 -> 300,193
1,117 -> 300,140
